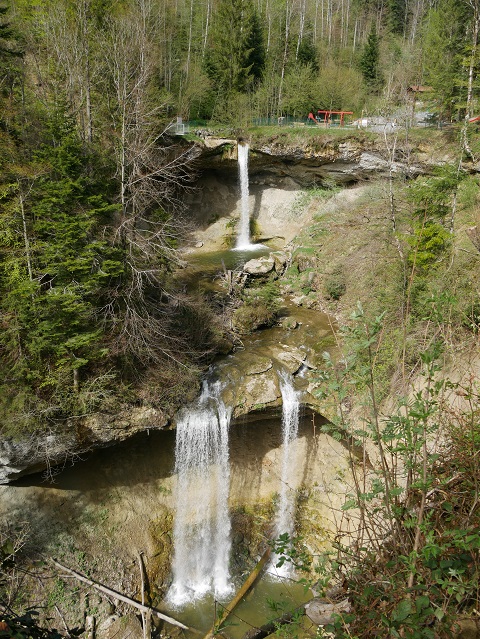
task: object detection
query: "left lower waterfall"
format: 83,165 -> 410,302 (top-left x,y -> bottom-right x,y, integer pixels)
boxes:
168,380 -> 233,606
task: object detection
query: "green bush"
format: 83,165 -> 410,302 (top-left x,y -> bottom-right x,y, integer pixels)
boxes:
323,266 -> 346,300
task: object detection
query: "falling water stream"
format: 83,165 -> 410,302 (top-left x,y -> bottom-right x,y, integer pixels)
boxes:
271,370 -> 301,577
168,381 -> 233,606
236,143 -> 251,249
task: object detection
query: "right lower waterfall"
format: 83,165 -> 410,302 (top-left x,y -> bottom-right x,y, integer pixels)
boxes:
272,369 -> 300,575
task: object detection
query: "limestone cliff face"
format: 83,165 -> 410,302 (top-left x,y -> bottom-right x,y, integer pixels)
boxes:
191,132 -> 431,187
183,132 -> 443,250
0,405 -> 167,484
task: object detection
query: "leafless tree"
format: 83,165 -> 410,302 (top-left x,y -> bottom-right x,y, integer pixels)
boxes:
100,0 -> 202,366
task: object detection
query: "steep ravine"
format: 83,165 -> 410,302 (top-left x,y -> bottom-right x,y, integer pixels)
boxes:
1,130 -> 478,637
0,130 -> 463,483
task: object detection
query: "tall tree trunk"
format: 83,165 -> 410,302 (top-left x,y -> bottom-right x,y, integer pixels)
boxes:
278,0 -> 292,113
185,0 -> 194,77
462,0 -> 480,160
203,0 -> 211,56
296,0 -> 307,59
19,194 -> 33,282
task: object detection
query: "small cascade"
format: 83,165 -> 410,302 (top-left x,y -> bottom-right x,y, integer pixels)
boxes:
272,370 -> 300,576
236,143 -> 251,249
168,381 -> 233,606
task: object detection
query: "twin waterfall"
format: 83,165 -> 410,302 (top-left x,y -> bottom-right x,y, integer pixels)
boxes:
272,370 -> 301,577
169,373 -> 301,605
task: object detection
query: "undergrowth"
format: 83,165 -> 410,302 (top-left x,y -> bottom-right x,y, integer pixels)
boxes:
274,307 -> 479,638
270,162 -> 480,638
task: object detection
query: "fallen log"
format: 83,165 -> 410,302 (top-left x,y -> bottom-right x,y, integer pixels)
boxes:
50,558 -> 191,632
242,605 -> 304,639
242,597 -> 352,639
203,547 -> 272,639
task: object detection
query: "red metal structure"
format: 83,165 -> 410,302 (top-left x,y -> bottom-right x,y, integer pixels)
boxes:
316,110 -> 353,126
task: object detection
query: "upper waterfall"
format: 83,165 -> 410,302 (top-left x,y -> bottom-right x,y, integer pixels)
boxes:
168,381 -> 232,606
236,143 -> 251,249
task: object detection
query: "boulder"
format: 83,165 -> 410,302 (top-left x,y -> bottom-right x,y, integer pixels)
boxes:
271,251 -> 289,274
243,256 -> 276,275
454,619 -> 480,639
292,249 -> 318,272
269,345 -> 306,374
97,614 -> 144,639
305,598 -> 351,626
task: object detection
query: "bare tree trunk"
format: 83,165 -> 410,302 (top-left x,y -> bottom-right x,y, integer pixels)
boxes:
203,0 -> 211,56
19,195 -> 33,282
296,0 -> 307,59
80,0 -> 93,142
461,0 -> 480,160
185,0 -> 194,78
278,0 -> 292,113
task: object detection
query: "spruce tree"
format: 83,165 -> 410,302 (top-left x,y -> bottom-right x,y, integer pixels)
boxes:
387,0 -> 407,35
360,25 -> 383,91
422,0 -> 472,120
206,0 -> 259,95
0,109 -> 122,396
246,9 -> 266,84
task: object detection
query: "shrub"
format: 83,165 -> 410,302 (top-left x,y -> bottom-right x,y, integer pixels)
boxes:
323,266 -> 346,300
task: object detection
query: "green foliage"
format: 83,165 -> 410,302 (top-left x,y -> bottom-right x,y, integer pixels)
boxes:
359,25 -> 382,91
421,0 -> 471,119
323,265 -> 346,300
206,0 -> 264,96
315,62 -> 364,112
270,532 -> 312,572
311,307 -> 480,639
0,110 -> 122,398
281,63 -> 317,117
406,221 -> 452,270
387,0 -> 407,35
297,33 -> 318,71
232,281 -> 281,334
408,165 -> 464,222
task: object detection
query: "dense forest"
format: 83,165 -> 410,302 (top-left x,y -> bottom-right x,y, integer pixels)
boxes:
0,0 -> 478,428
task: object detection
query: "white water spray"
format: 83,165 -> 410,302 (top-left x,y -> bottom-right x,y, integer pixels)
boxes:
272,370 -> 300,577
168,381 -> 232,606
236,143 -> 251,249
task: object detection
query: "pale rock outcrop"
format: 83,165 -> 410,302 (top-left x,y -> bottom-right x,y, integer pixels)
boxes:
243,256 -> 276,275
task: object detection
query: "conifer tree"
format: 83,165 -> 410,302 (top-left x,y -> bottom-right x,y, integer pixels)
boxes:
387,0 -> 407,35
206,0 -> 260,95
246,9 -> 266,84
422,0 -> 470,119
360,24 -> 383,91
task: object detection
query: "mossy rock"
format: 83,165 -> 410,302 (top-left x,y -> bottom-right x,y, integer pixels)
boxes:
232,302 -> 278,334
292,248 -> 319,273
148,508 -> 174,595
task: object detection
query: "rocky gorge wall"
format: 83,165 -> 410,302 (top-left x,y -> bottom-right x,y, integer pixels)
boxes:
0,129 -> 461,484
